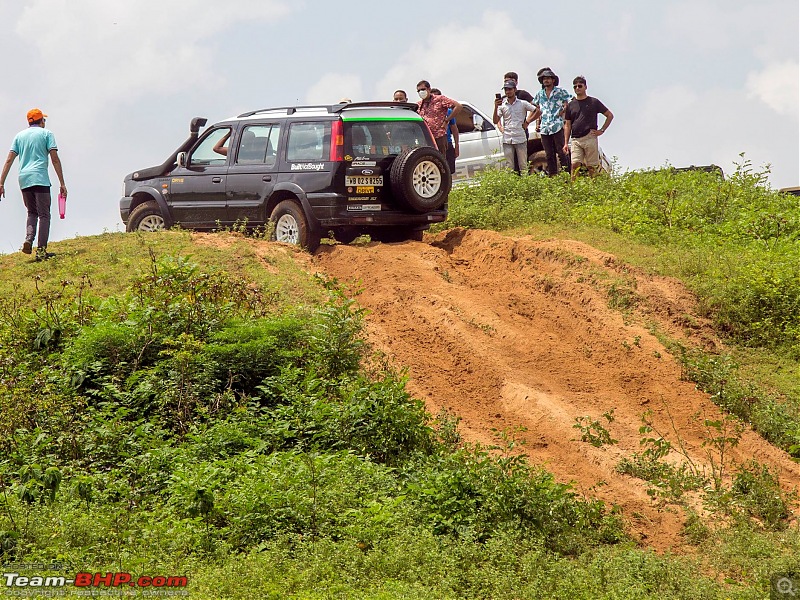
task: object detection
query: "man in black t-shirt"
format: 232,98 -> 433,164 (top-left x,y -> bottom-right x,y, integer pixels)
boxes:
562,75 -> 614,180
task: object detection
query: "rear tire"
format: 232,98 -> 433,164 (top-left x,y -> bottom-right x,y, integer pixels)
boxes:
269,200 -> 320,252
528,151 -> 548,175
127,201 -> 165,232
389,147 -> 451,213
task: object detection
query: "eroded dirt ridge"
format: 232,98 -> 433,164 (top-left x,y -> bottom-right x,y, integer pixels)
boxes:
310,228 -> 800,551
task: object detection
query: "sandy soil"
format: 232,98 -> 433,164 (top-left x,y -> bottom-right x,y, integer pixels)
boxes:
303,228 -> 800,552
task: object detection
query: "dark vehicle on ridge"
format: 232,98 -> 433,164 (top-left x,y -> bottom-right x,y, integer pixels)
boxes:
120,102 -> 451,251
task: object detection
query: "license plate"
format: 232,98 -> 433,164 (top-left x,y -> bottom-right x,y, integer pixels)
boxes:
346,176 -> 383,186
356,186 -> 374,194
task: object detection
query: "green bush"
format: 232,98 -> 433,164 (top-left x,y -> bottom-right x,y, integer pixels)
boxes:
675,345 -> 800,454
177,451 -> 405,549
204,318 -> 309,395
708,251 -> 800,349
730,460 -> 793,531
404,446 -> 624,554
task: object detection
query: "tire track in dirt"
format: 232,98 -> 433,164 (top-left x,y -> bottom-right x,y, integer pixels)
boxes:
311,228 -> 800,552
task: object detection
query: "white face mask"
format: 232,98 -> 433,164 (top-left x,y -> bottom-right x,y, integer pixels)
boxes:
418,89 -> 429,100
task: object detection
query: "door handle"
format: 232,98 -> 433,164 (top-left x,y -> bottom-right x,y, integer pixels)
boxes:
212,177 -> 222,183
262,175 -> 272,182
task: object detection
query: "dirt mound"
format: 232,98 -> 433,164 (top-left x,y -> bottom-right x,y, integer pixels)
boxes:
311,228 -> 800,552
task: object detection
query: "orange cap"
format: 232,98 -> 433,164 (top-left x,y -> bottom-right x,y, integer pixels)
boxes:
27,108 -> 47,124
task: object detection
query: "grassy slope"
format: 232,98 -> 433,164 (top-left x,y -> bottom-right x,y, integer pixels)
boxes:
0,183 -> 797,598
0,230 -> 321,305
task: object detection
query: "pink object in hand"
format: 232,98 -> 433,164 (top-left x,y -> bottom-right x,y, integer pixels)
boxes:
58,192 -> 66,219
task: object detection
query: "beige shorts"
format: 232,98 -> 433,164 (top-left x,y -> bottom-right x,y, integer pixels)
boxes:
570,134 -> 600,167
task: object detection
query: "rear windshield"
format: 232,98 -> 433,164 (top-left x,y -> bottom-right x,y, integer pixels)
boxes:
345,120 -> 430,157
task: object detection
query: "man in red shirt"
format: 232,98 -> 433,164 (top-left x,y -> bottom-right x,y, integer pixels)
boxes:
416,80 -> 462,155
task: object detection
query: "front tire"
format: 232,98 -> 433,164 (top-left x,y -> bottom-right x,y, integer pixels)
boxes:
269,199 -> 320,252
127,201 -> 165,232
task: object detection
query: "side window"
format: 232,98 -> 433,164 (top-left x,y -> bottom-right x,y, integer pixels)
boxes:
286,122 -> 330,161
455,106 -> 491,134
236,125 -> 280,166
190,128 -> 231,166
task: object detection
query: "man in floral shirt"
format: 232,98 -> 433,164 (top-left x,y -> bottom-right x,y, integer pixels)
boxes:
532,67 -> 572,176
416,80 -> 462,155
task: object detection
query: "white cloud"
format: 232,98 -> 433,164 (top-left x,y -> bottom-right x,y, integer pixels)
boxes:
618,81 -> 792,181
305,74 -> 364,104
13,1 -> 293,119
746,61 -> 800,117
0,1 -> 296,254
373,10 -> 550,112
303,11 -> 553,116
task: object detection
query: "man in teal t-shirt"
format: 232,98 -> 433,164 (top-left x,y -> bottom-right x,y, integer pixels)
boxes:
0,108 -> 67,260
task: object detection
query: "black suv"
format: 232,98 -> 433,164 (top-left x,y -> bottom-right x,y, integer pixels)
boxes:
120,102 -> 451,250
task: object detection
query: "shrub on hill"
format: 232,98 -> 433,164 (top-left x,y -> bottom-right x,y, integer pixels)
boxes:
0,253 -> 624,570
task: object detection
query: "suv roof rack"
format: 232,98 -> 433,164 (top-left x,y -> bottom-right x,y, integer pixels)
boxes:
238,105 -> 338,118
332,101 -> 419,113
237,102 -> 418,118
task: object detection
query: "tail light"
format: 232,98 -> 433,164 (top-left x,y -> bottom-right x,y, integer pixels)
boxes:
330,119 -> 344,161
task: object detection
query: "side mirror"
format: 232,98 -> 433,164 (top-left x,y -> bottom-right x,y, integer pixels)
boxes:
177,152 -> 187,168
472,114 -> 483,131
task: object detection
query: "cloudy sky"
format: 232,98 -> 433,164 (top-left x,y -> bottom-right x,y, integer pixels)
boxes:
0,0 -> 797,253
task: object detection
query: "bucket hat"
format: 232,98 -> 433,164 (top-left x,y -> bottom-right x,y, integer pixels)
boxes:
537,68 -> 559,87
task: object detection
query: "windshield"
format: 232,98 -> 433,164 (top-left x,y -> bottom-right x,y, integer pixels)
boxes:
345,120 -> 430,157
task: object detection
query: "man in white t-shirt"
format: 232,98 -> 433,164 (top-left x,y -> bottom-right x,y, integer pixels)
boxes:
492,80 -> 539,175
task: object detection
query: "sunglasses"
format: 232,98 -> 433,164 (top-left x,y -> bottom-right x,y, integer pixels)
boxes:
573,83 -> 585,88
